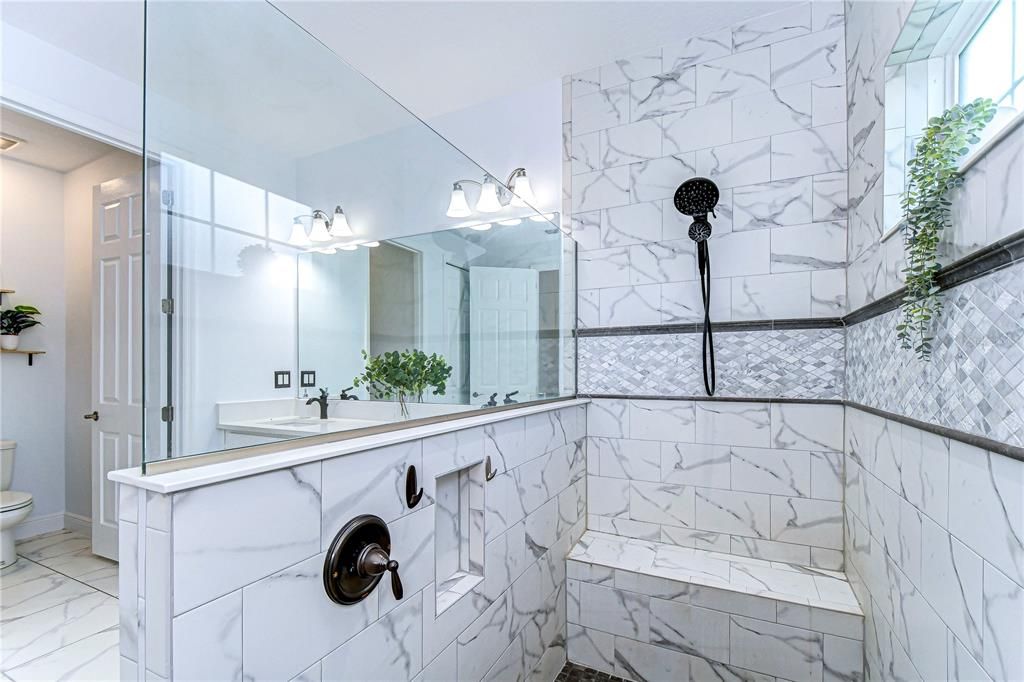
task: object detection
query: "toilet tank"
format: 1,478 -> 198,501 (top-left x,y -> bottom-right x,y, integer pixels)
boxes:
0,440 -> 16,491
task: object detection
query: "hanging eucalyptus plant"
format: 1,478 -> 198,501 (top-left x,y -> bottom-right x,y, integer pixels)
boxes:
897,97 -> 996,360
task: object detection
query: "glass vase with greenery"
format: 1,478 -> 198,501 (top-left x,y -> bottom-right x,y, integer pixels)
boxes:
898,97 -> 996,360
352,349 -> 453,418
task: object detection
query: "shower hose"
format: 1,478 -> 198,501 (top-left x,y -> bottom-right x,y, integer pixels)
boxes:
697,239 -> 716,396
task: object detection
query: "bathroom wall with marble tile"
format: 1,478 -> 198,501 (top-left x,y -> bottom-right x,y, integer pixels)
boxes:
117,404 -> 587,681
586,398 -> 846,569
564,2 -> 850,327
843,405 -> 1024,682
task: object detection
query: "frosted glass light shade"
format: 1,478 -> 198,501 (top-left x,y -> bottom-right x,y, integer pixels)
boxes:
498,218 -> 522,226
469,222 -> 492,231
288,219 -> 311,247
476,178 -> 502,213
509,172 -> 535,207
309,215 -> 332,242
329,206 -> 353,238
446,185 -> 472,218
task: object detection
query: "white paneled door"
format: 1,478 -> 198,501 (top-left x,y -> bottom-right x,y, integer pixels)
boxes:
91,174 -> 144,559
468,266 -> 539,406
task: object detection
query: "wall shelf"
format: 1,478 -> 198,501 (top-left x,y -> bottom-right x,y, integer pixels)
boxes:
1,349 -> 45,366
0,289 -> 13,304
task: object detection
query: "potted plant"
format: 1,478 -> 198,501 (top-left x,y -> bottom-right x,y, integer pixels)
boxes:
352,349 -> 453,418
0,305 -> 42,351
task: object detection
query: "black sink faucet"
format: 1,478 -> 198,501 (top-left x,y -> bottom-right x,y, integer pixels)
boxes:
339,387 -> 360,401
306,388 -> 330,419
503,391 -> 519,405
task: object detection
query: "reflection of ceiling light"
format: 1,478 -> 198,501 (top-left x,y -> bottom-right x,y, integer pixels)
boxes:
339,244 -> 359,251
318,247 -> 338,255
309,214 -> 332,242
0,135 -> 22,151
529,212 -> 556,222
475,178 -> 502,213
288,219 -> 311,247
498,218 -> 522,226
470,223 -> 492,231
446,183 -> 472,218
329,205 -> 353,238
362,241 -> 380,247
509,170 -> 535,207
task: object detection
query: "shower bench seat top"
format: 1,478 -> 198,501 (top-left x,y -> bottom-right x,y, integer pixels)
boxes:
568,531 -> 863,622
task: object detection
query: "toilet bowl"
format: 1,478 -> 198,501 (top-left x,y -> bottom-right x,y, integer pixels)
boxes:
0,440 -> 33,569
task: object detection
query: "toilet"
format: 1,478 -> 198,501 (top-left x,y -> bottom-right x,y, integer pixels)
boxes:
1,440 -> 33,569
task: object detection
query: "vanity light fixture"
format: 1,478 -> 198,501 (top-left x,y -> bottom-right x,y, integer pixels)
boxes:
329,206 -> 353,238
288,218 -> 312,247
445,167 -> 538,218
308,213 -> 332,242
290,204 -> 355,247
362,241 -> 380,248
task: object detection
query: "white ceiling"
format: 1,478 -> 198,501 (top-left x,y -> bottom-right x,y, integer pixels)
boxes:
0,107 -> 120,172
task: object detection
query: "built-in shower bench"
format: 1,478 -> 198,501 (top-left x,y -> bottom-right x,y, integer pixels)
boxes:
566,531 -> 864,682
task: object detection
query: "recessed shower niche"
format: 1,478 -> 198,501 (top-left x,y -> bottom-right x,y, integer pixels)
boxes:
434,461 -> 486,613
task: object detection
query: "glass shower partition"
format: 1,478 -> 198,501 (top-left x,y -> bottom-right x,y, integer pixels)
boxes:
142,1 -> 576,469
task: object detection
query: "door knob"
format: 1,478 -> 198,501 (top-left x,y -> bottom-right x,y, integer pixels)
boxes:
83,411 -> 99,421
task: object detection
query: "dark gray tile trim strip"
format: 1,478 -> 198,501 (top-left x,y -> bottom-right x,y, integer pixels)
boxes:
582,394 -> 1024,463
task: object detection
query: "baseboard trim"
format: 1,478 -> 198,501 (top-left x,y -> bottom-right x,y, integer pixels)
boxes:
64,512 -> 92,538
14,512 -> 65,541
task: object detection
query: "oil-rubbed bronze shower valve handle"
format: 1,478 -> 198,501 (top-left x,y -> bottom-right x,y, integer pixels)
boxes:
356,544 -> 403,600
388,559 -> 403,600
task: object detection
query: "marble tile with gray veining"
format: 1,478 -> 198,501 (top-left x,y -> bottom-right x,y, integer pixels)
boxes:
730,446 -> 812,497
570,69 -> 601,98
696,48 -> 770,105
733,177 -> 813,231
570,132 -> 601,175
601,201 -> 663,248
732,3 -> 812,52
630,481 -> 697,529
577,246 -> 630,290
629,240 -> 695,285
629,154 -> 698,203
599,285 -> 661,326
577,582 -> 650,640
696,138 -> 771,189
695,488 -> 771,539
573,167 -> 630,213
733,84 -> 813,141
812,171 -> 848,221
770,221 -> 847,273
649,598 -> 731,663
770,497 -> 843,550
771,27 -> 844,89
600,50 -> 664,90
660,442 -> 732,489
572,86 -> 629,135
601,119 -> 663,168
771,123 -> 846,180
661,101 -> 732,154
730,615 -> 824,682
629,68 -> 696,121
663,29 -> 732,72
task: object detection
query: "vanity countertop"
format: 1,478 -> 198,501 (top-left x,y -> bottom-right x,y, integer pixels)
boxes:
216,415 -> 388,438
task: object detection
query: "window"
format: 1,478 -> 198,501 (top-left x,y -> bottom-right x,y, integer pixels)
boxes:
959,0 -> 1024,110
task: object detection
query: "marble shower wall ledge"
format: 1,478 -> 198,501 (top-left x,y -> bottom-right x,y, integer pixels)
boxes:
844,405 -> 1024,682
116,403 -> 587,682
579,327 -> 845,400
585,398 -> 846,568
565,2 -> 850,328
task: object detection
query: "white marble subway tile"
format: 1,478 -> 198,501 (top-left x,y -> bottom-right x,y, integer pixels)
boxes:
602,201 -> 663,248
729,560 -> 819,598
524,410 -> 568,459
629,69 -> 696,121
695,488 -> 771,539
770,221 -> 847,273
602,119 -> 663,168
946,164 -> 988,263
587,476 -> 630,518
770,497 -> 843,550
119,484 -> 138,524
382,505 -> 435,616
730,446 -> 812,497
663,29 -> 732,72
696,138 -> 772,189
571,132 -> 601,175
947,630 -> 992,682
589,399 -> 628,438
591,515 -> 662,543
321,443 -> 417,548
573,166 -> 631,213
731,536 -> 811,565
512,453 -> 553,518
421,428 -> 485,498
323,593 -> 423,682
812,171 -> 848,222
661,442 -> 732,488
771,403 -> 844,452
577,288 -> 599,328
628,399 -> 696,441
649,598 -> 730,663
629,154 -> 698,203
982,562 -> 1024,682
823,634 -> 864,682
572,86 -> 628,135
171,591 -> 242,682
118,521 -> 138,661
771,27 -> 844,88
696,48 -> 770,106
809,452 -> 844,502
812,75 -> 846,126
686,583 -> 777,621
949,446 -> 1024,586
594,438 -> 661,482
578,246 -> 630,291
706,229 -> 771,277
600,50 -> 664,90
662,101 -> 733,154
599,285 -> 661,326
732,271 -> 811,319
571,69 -> 601,98
733,84 -> 813,141
810,268 -> 847,315
896,577 -> 949,682
566,624 -> 615,675
811,547 -> 844,572
571,211 -> 602,252
485,417 -> 528,473
524,499 -> 559,565
984,126 -> 1024,244
771,123 -> 847,180
812,1 -> 844,31
630,481 -> 697,528
660,526 -> 732,553
660,278 -> 732,323
630,240 -> 696,285
146,528 -> 171,677
920,515 -> 983,658
733,4 -> 812,51
695,402 -> 771,448
776,602 -> 863,640
730,615 -> 824,682
899,428 -> 949,526
578,582 -> 649,640
733,177 -> 813,231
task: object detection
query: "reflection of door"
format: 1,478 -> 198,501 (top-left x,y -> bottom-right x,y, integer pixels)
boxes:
91,174 -> 144,559
443,264 -> 469,403
469,266 -> 539,405
369,242 -> 421,355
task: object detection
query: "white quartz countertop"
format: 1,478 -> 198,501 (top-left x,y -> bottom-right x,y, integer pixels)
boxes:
217,415 -> 388,438
110,398 -> 589,494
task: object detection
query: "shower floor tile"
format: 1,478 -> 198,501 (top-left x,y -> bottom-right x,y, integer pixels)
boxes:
557,661 -> 628,682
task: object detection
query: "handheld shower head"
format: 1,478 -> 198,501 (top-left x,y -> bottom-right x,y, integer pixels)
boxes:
673,177 -> 720,243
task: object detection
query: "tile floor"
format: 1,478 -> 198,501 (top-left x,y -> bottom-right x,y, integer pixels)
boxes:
1,531 -> 120,681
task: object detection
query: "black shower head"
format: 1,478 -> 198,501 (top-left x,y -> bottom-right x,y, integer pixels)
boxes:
674,177 -> 720,243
